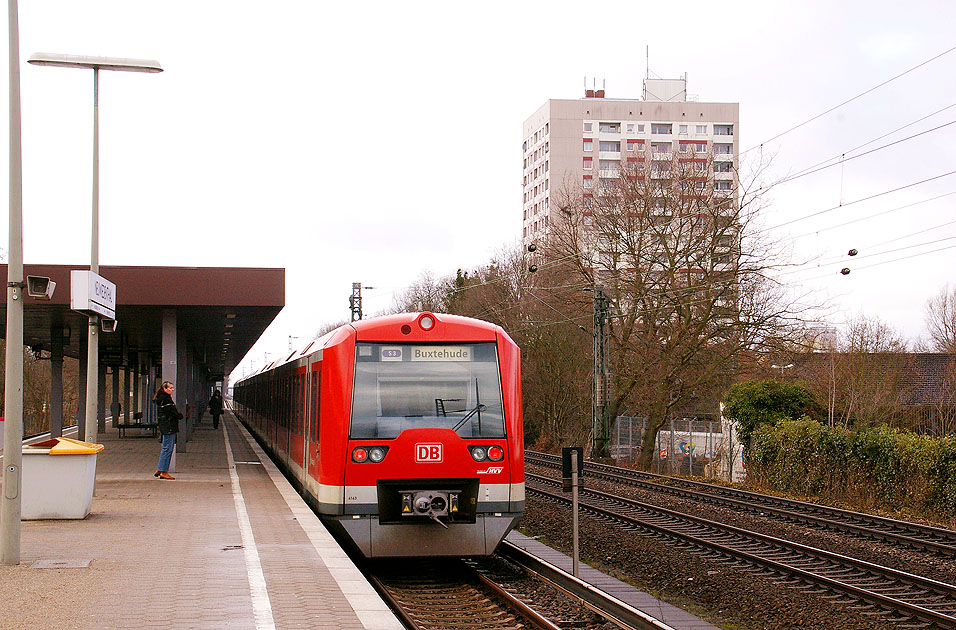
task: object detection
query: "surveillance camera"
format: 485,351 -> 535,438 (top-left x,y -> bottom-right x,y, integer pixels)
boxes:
100,318 -> 118,333
26,276 -> 55,300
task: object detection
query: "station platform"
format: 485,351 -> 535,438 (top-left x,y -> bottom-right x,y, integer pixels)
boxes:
0,411 -> 403,630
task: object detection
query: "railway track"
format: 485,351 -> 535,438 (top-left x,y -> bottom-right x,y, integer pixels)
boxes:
368,558 -> 559,630
526,450 -> 956,556
527,472 -> 956,628
367,552 -> 674,630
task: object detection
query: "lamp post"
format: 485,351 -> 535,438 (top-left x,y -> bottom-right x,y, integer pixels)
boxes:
2,0 -> 25,566
28,53 -> 162,443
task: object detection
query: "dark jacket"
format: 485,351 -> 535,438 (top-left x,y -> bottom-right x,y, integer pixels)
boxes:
155,391 -> 182,435
209,394 -> 223,415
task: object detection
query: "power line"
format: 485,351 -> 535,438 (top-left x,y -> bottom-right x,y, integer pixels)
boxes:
781,101 -> 956,182
768,169 -> 956,230
783,235 -> 956,278
741,44 -> 956,156
795,242 -> 956,283
767,118 -> 956,188
791,190 -> 956,239
786,216 -> 956,272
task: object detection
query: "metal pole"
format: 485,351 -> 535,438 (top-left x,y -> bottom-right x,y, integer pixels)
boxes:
84,67 -> 99,443
1,0 -> 24,565
592,284 -> 608,458
571,449 -> 579,577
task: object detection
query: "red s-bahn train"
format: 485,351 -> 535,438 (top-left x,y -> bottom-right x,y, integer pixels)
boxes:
231,312 -> 524,557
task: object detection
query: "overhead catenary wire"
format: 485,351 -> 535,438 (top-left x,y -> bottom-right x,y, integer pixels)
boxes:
795,242 -> 956,283
740,44 -> 956,157
779,101 -> 956,183
790,190 -> 956,240
767,169 -> 956,230
765,118 -> 956,189
782,235 -> 956,278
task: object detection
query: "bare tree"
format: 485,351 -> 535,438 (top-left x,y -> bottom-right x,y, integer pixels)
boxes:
390,270 -> 453,313
798,314 -> 915,429
925,284 -> 956,353
547,151 -> 811,466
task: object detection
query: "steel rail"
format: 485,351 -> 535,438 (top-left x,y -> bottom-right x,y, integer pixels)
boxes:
526,450 -> 956,555
527,476 -> 956,628
366,558 -> 561,630
497,540 -> 676,630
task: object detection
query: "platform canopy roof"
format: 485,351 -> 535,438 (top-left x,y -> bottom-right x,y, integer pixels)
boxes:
0,265 -> 284,381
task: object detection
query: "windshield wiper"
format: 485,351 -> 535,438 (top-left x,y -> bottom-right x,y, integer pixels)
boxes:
451,404 -> 486,432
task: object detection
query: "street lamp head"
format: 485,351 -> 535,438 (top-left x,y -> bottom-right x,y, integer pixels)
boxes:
28,53 -> 162,73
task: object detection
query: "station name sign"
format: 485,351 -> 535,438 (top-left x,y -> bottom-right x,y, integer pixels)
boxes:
71,270 -> 116,319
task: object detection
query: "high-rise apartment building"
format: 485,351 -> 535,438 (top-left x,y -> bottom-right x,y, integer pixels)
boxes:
521,77 -> 739,245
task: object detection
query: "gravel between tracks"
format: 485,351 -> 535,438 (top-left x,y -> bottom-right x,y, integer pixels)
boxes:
520,492 -> 898,630
541,462 -> 956,589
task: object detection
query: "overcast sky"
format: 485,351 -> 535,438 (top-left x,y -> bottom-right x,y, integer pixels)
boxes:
2,0 -> 955,379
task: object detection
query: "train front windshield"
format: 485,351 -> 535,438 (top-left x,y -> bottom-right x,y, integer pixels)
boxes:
350,342 -> 505,439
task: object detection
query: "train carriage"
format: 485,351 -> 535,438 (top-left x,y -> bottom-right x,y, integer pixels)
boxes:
232,312 -> 524,557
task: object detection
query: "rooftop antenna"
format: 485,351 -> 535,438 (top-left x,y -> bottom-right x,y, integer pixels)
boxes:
645,45 -> 649,80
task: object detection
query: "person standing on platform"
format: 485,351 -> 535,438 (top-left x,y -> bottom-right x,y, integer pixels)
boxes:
153,381 -> 182,480
208,389 -> 224,430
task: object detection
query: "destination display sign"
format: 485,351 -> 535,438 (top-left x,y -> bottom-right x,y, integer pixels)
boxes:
411,346 -> 472,362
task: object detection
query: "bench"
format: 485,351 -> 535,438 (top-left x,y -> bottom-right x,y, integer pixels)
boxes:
115,412 -> 158,438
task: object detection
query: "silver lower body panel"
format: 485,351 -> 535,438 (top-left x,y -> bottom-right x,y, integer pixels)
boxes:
324,512 -> 522,557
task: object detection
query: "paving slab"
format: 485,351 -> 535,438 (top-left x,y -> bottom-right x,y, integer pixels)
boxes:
0,411 -> 401,630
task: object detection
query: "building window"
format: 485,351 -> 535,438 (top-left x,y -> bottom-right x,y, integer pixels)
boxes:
714,143 -> 733,155
714,124 -> 734,136
651,123 -> 672,135
678,143 -> 690,153
694,142 -> 707,153
696,125 -> 707,134
679,124 -> 688,134
599,122 -> 620,133
583,156 -> 593,170
626,123 -> 634,133
714,161 -> 733,172
637,124 -> 645,133
584,122 -> 593,132
651,142 -> 671,154
599,159 -> 620,171
583,139 -> 593,151
599,141 -> 620,152
583,175 -> 593,188
715,181 -> 732,191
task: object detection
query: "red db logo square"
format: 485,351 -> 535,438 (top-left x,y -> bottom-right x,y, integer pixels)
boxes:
416,443 -> 442,462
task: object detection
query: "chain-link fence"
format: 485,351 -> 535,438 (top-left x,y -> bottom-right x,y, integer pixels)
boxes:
612,415 -> 744,480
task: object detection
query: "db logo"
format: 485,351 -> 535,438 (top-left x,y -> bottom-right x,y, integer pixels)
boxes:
415,443 -> 442,462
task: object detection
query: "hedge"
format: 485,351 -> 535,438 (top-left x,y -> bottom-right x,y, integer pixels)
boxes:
748,419 -> 956,517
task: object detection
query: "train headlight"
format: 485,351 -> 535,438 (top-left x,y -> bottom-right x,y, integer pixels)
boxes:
470,445 -> 504,462
352,446 -> 388,463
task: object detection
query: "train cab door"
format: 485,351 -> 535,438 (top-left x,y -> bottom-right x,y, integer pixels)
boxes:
307,364 -> 322,480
